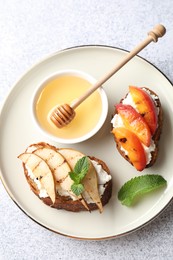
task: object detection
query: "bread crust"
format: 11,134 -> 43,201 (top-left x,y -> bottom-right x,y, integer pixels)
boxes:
23,143 -> 112,212
113,87 -> 163,168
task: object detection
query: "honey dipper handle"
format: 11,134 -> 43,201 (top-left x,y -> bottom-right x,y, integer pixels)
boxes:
71,24 -> 166,109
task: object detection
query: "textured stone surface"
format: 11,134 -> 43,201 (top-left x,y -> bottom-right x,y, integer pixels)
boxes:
0,1 -> 173,259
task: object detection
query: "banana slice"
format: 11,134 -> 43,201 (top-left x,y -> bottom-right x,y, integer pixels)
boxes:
18,153 -> 56,204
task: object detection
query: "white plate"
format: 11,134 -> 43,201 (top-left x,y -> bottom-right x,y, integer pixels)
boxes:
0,46 -> 173,240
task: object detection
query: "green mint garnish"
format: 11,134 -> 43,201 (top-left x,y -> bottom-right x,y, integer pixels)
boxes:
71,183 -> 84,196
118,174 -> 167,206
69,156 -> 90,196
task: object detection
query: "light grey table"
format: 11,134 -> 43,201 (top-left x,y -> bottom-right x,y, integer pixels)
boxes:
1,1 -> 173,259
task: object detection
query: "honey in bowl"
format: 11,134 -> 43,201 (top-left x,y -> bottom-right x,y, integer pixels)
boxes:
33,70 -> 108,143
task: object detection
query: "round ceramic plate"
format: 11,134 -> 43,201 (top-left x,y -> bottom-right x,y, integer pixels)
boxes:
0,46 -> 173,240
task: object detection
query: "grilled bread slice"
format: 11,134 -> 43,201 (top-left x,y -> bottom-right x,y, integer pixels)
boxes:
111,87 -> 163,170
19,142 -> 112,212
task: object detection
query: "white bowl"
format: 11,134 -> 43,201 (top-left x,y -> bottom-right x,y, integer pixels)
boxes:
31,69 -> 108,144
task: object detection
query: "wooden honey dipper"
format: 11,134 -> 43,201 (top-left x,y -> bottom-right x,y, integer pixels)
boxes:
50,24 -> 166,128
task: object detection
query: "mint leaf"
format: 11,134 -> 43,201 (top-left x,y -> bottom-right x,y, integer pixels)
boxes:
118,174 -> 167,206
69,171 -> 81,184
69,156 -> 90,196
71,183 -> 84,196
74,156 -> 90,179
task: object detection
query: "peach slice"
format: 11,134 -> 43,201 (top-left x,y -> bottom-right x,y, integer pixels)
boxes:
116,104 -> 151,147
129,86 -> 157,135
112,127 -> 146,171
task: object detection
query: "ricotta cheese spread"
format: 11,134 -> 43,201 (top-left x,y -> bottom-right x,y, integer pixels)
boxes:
26,166 -> 48,198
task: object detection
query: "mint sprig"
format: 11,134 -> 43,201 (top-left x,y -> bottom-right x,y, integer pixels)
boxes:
118,174 -> 167,206
69,156 -> 90,196
71,183 -> 84,196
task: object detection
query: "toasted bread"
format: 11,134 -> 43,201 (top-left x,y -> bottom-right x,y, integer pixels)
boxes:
112,87 -> 163,170
20,142 -> 112,212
